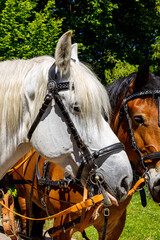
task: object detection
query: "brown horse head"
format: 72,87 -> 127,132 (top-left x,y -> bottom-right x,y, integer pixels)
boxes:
107,63 -> 160,203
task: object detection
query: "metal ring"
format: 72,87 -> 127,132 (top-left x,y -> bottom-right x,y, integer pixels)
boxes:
47,80 -> 57,92
104,208 -> 110,216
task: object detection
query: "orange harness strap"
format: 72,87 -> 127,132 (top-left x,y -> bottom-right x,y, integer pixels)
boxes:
1,194 -> 18,240
78,187 -> 99,234
8,150 -> 36,175
128,178 -> 146,196
48,205 -> 98,238
0,193 -> 104,222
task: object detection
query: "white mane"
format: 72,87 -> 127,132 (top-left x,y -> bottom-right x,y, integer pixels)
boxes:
70,61 -> 111,126
0,56 -> 53,143
0,55 -> 110,146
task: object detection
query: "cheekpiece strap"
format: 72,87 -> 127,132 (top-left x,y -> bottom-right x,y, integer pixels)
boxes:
118,88 -> 160,174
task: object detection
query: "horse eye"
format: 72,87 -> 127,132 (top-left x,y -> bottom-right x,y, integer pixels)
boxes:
103,111 -> 108,122
134,115 -> 144,125
74,106 -> 80,112
72,103 -> 80,112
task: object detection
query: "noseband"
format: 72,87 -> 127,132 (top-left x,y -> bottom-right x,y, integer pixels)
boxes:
28,63 -> 125,185
117,87 -> 160,175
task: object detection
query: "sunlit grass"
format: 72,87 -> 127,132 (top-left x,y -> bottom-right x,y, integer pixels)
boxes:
43,218 -> 54,230
119,191 -> 160,240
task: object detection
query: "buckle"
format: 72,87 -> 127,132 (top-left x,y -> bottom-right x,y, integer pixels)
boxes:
104,208 -> 110,217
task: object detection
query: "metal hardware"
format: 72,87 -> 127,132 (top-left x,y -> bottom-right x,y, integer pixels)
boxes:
104,208 -> 110,217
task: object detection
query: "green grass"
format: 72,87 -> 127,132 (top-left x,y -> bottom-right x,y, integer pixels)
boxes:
71,191 -> 160,240
119,192 -> 160,240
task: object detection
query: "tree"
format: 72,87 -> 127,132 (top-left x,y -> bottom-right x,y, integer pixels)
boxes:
1,0 -> 160,83
54,0 -> 118,82
150,0 -> 160,74
0,0 -> 63,60
53,0 -> 160,83
105,59 -> 138,85
111,0 -> 159,65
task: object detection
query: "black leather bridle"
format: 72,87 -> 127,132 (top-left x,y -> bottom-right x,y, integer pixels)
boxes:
117,86 -> 160,175
26,62 -> 127,240
27,62 -> 125,185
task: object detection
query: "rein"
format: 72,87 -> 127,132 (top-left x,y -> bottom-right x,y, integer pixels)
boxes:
8,151 -> 36,175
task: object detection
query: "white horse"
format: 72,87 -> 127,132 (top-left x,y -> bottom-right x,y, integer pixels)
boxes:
0,31 -> 132,204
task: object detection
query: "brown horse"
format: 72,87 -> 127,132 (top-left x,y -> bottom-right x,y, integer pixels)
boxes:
107,62 -> 160,203
12,63 -> 160,239
12,151 -> 83,239
12,150 -> 131,240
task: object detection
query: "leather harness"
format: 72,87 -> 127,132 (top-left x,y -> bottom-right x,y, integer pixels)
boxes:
25,62 -> 126,239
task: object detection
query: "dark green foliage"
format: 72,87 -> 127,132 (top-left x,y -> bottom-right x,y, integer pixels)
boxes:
0,0 -> 160,83
0,0 -> 63,60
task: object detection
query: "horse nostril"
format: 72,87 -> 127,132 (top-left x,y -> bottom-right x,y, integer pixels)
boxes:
120,176 -> 129,193
153,179 -> 160,194
115,176 -> 130,202
154,178 -> 160,187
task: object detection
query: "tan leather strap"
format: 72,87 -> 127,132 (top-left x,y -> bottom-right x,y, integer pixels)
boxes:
1,194 -> 18,240
79,187 -> 88,229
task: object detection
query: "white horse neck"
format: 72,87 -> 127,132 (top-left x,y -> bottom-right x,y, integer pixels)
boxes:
0,56 -> 54,178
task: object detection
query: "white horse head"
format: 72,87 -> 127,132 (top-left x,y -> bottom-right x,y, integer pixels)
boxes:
0,31 -> 133,204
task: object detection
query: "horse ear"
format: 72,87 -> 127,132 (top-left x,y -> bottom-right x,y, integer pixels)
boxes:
129,63 -> 150,93
71,43 -> 79,62
55,31 -> 72,76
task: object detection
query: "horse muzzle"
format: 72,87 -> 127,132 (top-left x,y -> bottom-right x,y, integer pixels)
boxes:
86,171 -> 119,207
